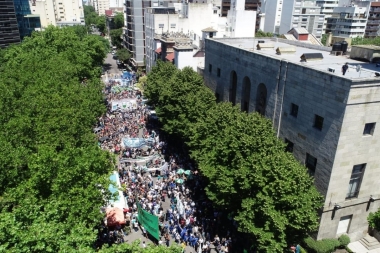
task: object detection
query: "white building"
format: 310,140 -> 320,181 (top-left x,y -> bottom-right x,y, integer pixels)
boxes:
144,0 -> 256,72
226,0 -> 256,37
326,0 -> 370,38
110,0 -> 124,8
316,0 -> 339,32
30,0 -> 84,28
262,0 -> 283,34
92,0 -> 110,15
279,0 -> 325,39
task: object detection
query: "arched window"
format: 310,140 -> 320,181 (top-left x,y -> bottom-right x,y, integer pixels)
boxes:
229,71 -> 237,105
241,76 -> 251,112
256,83 -> 267,116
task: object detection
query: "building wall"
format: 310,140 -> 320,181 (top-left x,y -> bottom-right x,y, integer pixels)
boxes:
31,0 -> 84,28
110,0 -> 124,8
202,37 -> 380,240
263,0 -> 282,33
174,49 -> 194,70
96,0 -> 109,15
0,0 -> 21,48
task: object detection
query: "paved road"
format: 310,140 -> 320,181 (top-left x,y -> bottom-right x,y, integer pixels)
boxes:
104,53 -> 120,75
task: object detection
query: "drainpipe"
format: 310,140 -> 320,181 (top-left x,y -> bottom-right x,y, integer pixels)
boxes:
273,60 -> 283,127
276,61 -> 288,138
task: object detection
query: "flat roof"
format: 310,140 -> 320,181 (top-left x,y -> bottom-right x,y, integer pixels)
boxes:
352,45 -> 380,50
210,37 -> 380,80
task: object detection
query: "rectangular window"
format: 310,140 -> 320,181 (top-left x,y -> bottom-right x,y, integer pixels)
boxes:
285,139 -> 294,153
170,23 -> 176,28
217,68 -> 221,77
305,153 -> 317,175
214,10 -> 217,14
290,103 -> 299,118
346,164 -> 366,199
363,122 -> 376,136
209,64 -> 212,73
314,114 -> 324,130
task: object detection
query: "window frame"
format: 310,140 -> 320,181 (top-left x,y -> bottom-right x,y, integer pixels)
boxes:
209,64 -> 212,73
314,114 -> 324,130
305,153 -> 317,175
346,164 -> 366,199
290,103 -> 299,118
363,122 -> 376,136
217,68 -> 221,77
285,138 -> 294,153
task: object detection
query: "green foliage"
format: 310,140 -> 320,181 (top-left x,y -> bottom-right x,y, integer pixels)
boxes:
84,5 -> 98,27
144,61 -> 323,252
321,34 -> 328,46
368,209 -> 380,230
0,26 -> 114,252
99,239 -> 182,253
256,29 -> 274,37
110,28 -> 123,48
352,36 -> 380,46
116,48 -> 131,62
113,12 -> 124,29
338,234 -> 350,248
97,15 -> 107,34
304,237 -> 341,253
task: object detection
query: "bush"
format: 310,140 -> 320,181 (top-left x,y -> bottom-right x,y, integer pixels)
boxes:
368,210 -> 380,231
304,237 -> 340,253
338,234 -> 350,248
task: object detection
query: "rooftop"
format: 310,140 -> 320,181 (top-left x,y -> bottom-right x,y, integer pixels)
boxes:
202,27 -> 218,33
352,45 -> 380,50
210,37 -> 380,80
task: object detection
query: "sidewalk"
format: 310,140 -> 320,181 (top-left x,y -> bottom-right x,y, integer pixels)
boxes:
348,241 -> 380,253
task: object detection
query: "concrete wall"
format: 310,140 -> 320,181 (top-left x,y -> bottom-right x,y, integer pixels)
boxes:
203,38 -> 380,240
174,49 -> 194,70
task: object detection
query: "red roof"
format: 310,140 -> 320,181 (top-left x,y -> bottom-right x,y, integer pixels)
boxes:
372,2 -> 380,7
165,53 -> 174,62
155,47 -> 162,54
105,10 -> 113,16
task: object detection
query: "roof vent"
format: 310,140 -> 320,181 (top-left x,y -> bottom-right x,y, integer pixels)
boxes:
276,47 -> 296,55
257,43 -> 274,50
300,53 -> 323,62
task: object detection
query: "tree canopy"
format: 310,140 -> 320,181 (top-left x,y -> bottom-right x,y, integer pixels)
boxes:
113,12 -> 124,29
256,30 -> 274,37
352,36 -> 380,46
116,48 -> 132,62
0,26 -> 114,252
144,61 -> 323,252
110,28 -> 123,48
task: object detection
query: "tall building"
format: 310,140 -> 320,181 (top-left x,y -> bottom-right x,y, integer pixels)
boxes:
30,0 -> 85,28
202,36 -> 380,242
110,0 -> 124,8
0,0 -> 21,48
279,0 -> 325,39
93,0 -> 110,15
315,0 -> 339,32
364,2 -> 380,38
326,0 -> 370,38
221,0 -> 261,31
14,0 -> 41,40
262,0 -> 283,34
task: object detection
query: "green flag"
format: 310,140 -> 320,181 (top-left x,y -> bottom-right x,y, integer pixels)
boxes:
136,201 -> 160,240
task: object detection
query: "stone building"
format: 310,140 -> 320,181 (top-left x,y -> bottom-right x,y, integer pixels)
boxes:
202,37 -> 380,241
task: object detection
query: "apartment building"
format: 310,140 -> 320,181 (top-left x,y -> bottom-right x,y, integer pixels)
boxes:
262,0 -> 283,34
14,0 -> 41,40
279,0 -> 325,38
365,2 -> 380,38
202,36 -> 380,241
30,0 -> 84,28
316,0 -> 339,32
326,1 -> 370,38
93,0 -> 110,15
0,0 -> 21,48
221,0 -> 261,30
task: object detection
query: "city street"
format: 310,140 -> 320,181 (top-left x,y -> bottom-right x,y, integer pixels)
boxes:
103,52 -> 121,75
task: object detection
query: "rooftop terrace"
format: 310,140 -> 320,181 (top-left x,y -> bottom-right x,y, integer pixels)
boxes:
210,37 -> 380,80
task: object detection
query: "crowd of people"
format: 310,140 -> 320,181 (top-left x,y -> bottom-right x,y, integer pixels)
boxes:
95,73 -> 256,252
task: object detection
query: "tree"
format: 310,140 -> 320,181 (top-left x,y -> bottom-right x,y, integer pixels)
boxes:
188,103 -> 323,252
99,239 -> 182,253
110,28 -> 123,48
114,12 -> 124,29
255,30 -> 274,37
0,26 -> 114,251
97,15 -> 107,34
321,34 -> 328,46
352,36 -> 380,46
84,5 -> 98,27
144,61 -> 323,252
116,48 -> 131,62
